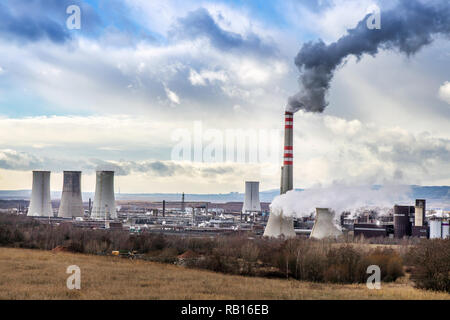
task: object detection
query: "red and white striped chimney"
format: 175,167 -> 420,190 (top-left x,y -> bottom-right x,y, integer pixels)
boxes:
280,111 -> 293,194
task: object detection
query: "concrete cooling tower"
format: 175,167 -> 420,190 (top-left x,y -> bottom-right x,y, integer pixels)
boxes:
242,181 -> 261,213
28,171 -> 53,217
263,210 -> 296,238
91,171 -> 117,220
263,111 -> 296,238
310,208 -> 342,239
58,171 -> 84,218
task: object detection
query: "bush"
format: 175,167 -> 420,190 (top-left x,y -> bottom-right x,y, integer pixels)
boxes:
406,239 -> 450,293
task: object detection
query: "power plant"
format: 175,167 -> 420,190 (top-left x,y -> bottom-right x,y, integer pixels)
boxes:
58,171 -> 84,218
310,208 -> 342,239
28,171 -> 53,217
264,111 -> 296,238
19,166 -> 448,241
91,171 -> 117,220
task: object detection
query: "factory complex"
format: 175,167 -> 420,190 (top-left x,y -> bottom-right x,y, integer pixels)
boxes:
20,111 -> 449,241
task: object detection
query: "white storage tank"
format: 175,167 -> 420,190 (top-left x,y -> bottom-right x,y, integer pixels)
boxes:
442,221 -> 449,239
429,220 -> 442,239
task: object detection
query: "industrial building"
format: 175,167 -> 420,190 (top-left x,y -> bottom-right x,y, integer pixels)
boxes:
352,199 -> 449,239
20,168 -> 449,240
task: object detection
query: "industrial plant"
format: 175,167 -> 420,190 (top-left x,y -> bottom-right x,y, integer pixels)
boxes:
19,113 -> 449,241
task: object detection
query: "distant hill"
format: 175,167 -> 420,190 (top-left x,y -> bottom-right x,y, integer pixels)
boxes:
0,186 -> 449,205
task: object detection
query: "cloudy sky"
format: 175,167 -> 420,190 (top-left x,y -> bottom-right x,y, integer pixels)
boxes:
0,0 -> 449,193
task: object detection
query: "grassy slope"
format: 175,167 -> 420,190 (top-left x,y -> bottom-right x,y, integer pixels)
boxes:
0,247 -> 449,300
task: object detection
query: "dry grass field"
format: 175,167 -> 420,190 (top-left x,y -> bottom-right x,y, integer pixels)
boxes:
0,247 -> 449,300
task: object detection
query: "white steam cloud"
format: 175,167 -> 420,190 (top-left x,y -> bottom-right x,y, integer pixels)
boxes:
270,184 -> 412,218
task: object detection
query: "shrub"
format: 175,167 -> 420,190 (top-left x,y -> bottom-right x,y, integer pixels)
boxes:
406,239 -> 450,293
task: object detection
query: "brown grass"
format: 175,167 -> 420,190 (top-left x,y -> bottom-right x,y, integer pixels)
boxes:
0,248 -> 449,300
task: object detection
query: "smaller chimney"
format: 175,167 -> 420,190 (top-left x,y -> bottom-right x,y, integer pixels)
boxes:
181,193 -> 185,212
162,200 -> 166,217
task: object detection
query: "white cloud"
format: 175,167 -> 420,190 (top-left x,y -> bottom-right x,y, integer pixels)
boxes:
0,0 -> 449,192
189,68 -> 228,86
164,85 -> 180,104
0,112 -> 449,192
439,81 -> 450,104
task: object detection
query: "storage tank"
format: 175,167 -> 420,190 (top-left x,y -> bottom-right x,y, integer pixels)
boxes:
429,220 -> 442,239
441,221 -> 449,239
58,171 -> 83,218
310,208 -> 342,239
28,171 -> 53,217
91,171 -> 116,220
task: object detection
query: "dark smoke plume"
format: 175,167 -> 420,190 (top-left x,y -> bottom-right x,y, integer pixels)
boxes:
287,0 -> 450,113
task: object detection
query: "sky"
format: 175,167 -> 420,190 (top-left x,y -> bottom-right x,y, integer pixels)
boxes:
0,0 -> 449,193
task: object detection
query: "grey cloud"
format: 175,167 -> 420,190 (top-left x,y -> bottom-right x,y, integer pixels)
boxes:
0,148 -> 243,181
0,150 -> 42,170
288,0 -> 450,113
0,149 -> 91,172
169,8 -> 275,56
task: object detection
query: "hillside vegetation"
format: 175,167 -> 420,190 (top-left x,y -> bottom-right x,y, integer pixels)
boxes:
1,247 -> 449,300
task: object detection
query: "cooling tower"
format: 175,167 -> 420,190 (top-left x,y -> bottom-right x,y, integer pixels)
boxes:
58,171 -> 83,218
28,171 -> 53,217
310,208 -> 342,239
263,112 -> 296,238
91,171 -> 116,220
242,181 -> 261,213
263,209 -> 296,238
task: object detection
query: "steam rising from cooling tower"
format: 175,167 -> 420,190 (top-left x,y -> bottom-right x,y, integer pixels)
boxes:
28,171 -> 53,217
91,171 -> 116,220
58,171 -> 83,218
287,0 -> 450,113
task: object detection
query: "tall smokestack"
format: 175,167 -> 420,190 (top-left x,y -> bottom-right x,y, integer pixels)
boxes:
58,171 -> 83,218
263,112 -> 296,238
281,112 -> 293,194
91,171 -> 116,220
28,171 -> 53,217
